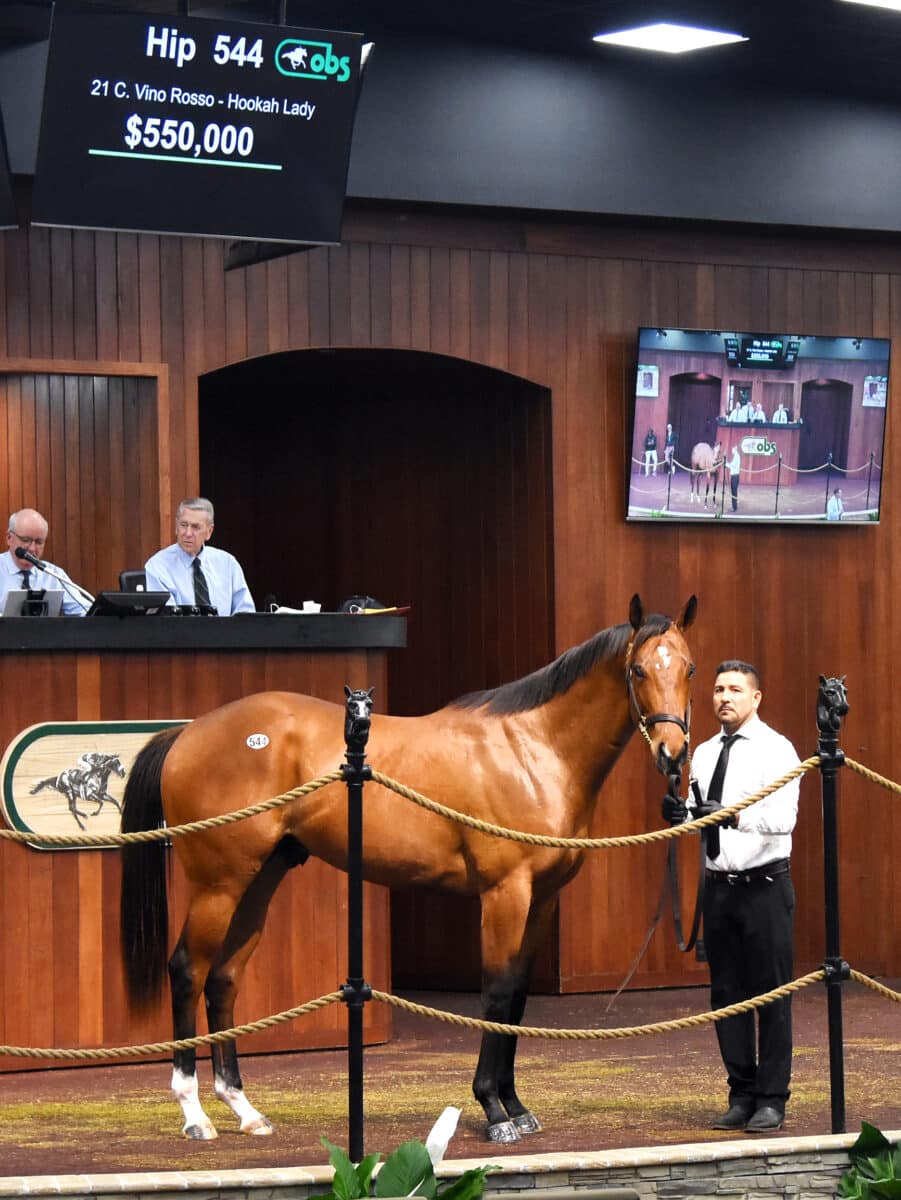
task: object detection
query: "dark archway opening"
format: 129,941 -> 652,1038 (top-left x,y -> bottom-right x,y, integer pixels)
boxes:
667,373 -> 722,464
799,378 -> 852,470
199,348 -> 557,989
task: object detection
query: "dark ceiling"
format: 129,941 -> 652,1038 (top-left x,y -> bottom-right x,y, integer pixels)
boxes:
3,0 -> 901,107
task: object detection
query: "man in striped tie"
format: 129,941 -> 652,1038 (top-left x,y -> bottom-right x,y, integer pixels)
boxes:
1,507 -> 88,616
143,497 -> 255,615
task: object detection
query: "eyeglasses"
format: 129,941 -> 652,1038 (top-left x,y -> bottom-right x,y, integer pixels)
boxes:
11,533 -> 46,548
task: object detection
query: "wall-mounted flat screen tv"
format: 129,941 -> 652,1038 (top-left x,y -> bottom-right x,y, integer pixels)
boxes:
626,327 -> 890,524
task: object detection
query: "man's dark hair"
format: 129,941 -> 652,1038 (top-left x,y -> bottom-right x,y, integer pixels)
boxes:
715,660 -> 760,689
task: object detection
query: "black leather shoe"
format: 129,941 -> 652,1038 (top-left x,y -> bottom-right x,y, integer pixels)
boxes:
746,1105 -> 784,1132
711,1104 -> 753,1130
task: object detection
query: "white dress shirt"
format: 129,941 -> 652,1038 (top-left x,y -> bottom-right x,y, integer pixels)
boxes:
690,714 -> 801,871
0,550 -> 88,616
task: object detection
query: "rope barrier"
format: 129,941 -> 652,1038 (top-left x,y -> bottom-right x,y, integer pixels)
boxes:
2,969 -> 893,1060
845,756 -> 901,795
0,770 -> 344,847
369,758 -> 820,849
0,993 -> 343,1061
371,972 -> 827,1038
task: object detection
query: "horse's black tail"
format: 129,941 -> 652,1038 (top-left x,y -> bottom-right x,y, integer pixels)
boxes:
119,725 -> 183,1012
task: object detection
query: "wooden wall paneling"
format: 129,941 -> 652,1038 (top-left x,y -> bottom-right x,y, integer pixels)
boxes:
137,234 -> 162,363
4,228 -> 29,356
27,225 -> 51,359
115,234 -> 141,362
388,244 -> 411,348
94,230 -> 120,361
72,230 -> 98,360
348,241 -> 372,347
265,255 -> 291,354
49,228 -> 74,359
369,244 -> 391,348
308,245 -> 332,346
328,243 -> 351,347
287,249 -> 313,348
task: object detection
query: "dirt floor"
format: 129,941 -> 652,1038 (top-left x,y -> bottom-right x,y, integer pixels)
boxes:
0,980 -> 898,1178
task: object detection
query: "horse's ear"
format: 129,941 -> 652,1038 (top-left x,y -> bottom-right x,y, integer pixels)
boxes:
344,684 -> 352,698
366,687 -> 375,699
676,594 -> 697,631
819,674 -> 827,686
629,594 -> 644,631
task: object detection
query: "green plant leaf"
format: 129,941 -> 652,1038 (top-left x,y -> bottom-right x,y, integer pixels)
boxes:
376,1139 -> 436,1198
869,1183 -> 901,1199
321,1136 -> 371,1200
850,1123 -> 892,1165
436,1166 -> 493,1200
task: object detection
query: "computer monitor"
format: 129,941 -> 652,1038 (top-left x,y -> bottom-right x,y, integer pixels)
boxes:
86,590 -> 170,616
1,589 -> 64,617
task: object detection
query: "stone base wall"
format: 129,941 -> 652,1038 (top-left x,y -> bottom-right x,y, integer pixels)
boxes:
2,1131 -> 898,1200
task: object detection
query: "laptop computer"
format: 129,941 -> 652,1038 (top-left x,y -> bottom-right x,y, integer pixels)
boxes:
2,588 -> 64,617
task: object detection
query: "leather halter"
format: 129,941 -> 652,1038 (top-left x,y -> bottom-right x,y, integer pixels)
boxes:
625,634 -> 691,746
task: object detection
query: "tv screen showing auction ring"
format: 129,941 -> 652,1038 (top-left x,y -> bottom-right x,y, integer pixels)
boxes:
626,327 -> 890,525
31,7 -> 364,244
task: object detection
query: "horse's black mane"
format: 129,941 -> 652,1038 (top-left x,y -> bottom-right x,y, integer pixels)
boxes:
451,613 -> 673,715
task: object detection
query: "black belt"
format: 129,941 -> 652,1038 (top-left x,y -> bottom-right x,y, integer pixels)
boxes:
706,858 -> 790,885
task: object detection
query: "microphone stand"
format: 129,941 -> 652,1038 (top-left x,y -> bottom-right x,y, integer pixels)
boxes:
17,552 -> 95,611
39,563 -> 95,611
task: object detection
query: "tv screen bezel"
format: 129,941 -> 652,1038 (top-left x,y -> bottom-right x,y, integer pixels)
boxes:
626,326 -> 890,526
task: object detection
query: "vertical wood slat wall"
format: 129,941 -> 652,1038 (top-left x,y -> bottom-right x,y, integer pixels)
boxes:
1,202 -> 899,1001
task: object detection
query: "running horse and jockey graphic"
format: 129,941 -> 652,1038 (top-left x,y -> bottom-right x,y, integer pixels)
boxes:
120,594 -> 697,1143
31,752 -> 126,830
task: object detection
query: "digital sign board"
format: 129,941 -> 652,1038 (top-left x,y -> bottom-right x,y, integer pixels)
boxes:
724,335 -> 801,370
31,7 -> 363,244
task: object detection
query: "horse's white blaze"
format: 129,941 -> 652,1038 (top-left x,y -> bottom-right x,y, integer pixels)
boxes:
214,1075 -> 273,1134
655,646 -> 672,670
171,1067 -> 217,1139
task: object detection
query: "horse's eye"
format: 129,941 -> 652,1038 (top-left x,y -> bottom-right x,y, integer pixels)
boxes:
632,664 -> 645,680
688,663 -> 696,678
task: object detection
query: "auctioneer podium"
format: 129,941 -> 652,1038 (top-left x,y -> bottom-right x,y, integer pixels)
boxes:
0,613 -> 405,1071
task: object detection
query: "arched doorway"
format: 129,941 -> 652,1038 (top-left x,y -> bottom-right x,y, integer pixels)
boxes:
667,372 -> 722,465
799,378 -> 852,470
198,348 -> 556,989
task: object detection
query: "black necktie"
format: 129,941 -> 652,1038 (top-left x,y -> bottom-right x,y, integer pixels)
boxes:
20,569 -> 31,591
192,556 -> 211,608
705,733 -> 740,861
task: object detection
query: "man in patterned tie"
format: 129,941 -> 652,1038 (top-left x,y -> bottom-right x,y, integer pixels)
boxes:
143,497 -> 255,615
662,661 -> 800,1134
0,507 -> 88,616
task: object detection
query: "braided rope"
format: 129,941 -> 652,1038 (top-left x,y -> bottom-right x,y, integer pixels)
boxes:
0,992 -> 343,1061
845,756 -> 901,796
369,758 -> 819,849
0,770 -> 344,847
0,972 -> 894,1061
371,972 -> 826,1039
849,970 -> 901,1003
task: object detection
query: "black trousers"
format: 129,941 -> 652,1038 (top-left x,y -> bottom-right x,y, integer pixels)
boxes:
703,871 -> 795,1112
730,473 -> 740,511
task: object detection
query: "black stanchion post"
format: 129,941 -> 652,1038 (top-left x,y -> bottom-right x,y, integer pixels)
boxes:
341,685 -> 374,1162
815,675 -> 850,1134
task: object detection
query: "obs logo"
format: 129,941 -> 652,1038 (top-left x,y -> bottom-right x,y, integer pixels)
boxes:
741,436 -> 777,456
276,38 -> 351,82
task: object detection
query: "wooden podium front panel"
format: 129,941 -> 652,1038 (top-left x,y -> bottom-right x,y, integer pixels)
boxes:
0,632 -> 398,1070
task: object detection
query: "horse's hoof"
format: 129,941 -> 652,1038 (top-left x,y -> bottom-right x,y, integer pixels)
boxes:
486,1119 -> 521,1144
241,1116 -> 275,1136
512,1111 -> 542,1135
183,1123 -> 218,1140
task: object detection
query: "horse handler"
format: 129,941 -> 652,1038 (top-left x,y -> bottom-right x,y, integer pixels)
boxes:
663,660 -> 801,1133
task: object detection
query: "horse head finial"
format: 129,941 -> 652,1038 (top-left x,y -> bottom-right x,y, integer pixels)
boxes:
817,675 -> 848,734
344,685 -> 374,753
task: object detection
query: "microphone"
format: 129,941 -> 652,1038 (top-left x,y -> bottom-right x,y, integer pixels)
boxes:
14,546 -> 47,570
13,545 -> 94,609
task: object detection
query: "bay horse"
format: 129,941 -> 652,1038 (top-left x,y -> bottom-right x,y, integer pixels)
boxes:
690,441 -> 722,507
120,594 -> 696,1143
